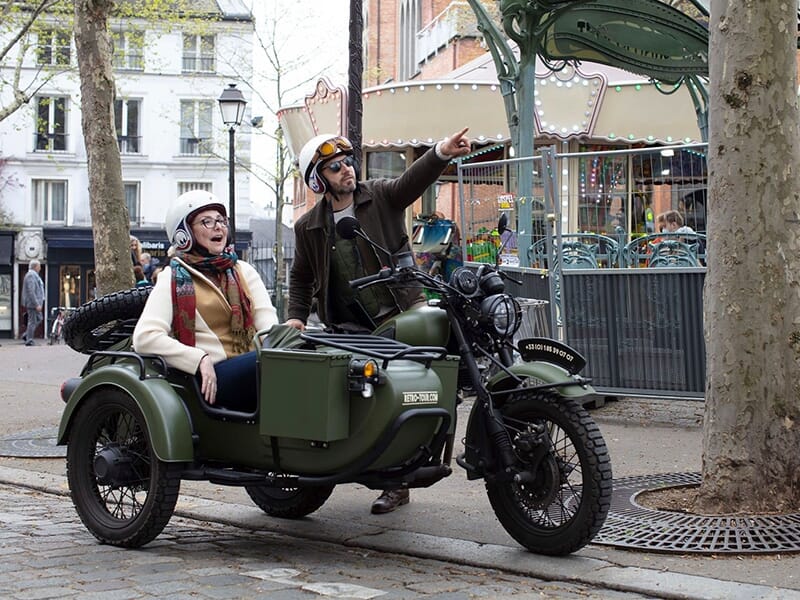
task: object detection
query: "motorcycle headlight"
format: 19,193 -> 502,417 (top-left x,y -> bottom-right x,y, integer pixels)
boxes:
480,294 -> 521,338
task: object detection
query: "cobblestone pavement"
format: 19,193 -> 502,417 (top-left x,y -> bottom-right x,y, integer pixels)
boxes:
0,483 -> 655,600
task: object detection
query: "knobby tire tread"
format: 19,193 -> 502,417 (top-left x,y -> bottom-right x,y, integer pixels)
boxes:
486,392 -> 612,556
63,287 -> 151,353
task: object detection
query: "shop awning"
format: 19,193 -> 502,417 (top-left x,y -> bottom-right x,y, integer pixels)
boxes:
278,57 -> 702,158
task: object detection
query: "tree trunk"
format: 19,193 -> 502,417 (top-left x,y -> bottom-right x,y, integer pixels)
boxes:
73,0 -> 133,295
699,0 -> 800,513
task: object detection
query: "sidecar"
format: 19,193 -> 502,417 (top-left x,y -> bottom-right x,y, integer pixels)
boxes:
57,290 -> 459,548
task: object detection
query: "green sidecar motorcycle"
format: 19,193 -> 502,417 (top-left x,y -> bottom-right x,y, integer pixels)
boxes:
57,217 -> 611,556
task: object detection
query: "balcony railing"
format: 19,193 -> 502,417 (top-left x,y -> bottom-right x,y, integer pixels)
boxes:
113,52 -> 144,71
416,1 -> 480,65
181,55 -> 215,73
118,135 -> 142,154
34,133 -> 68,152
180,137 -> 212,155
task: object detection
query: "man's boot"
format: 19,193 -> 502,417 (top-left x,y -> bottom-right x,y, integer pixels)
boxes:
370,488 -> 410,514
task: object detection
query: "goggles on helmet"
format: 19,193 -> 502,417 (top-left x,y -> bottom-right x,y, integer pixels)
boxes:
313,136 -> 353,163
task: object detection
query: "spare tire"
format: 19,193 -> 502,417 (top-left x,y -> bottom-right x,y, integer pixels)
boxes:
63,287 -> 152,354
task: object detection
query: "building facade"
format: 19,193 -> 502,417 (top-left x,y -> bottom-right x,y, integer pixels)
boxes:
0,1 -> 255,338
279,0 -> 704,247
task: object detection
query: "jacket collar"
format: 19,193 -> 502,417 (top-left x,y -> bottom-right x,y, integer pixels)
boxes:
306,188 -> 370,231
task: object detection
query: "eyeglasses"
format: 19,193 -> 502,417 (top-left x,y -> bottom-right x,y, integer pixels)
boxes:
195,216 -> 229,229
314,136 -> 353,163
324,155 -> 356,173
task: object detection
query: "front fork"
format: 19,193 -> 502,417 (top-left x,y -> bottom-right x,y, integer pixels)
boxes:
448,315 -> 519,475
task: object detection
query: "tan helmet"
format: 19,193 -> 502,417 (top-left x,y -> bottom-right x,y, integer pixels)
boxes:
298,134 -> 354,194
165,190 -> 227,252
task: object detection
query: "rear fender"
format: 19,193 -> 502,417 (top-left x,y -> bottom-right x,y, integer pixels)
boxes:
57,364 -> 194,462
487,361 -> 595,399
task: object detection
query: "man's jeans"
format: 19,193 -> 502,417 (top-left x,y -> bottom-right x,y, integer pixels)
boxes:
25,308 -> 42,341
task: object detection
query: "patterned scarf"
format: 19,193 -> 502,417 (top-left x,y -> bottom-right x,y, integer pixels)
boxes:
171,250 -> 255,355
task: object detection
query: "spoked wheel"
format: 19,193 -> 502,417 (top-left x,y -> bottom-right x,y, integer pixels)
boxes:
66,390 -> 181,547
486,392 -> 612,555
245,478 -> 334,519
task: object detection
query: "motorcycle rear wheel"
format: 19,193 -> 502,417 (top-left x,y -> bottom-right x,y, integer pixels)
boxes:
66,390 -> 181,548
486,392 -> 612,555
245,481 -> 334,519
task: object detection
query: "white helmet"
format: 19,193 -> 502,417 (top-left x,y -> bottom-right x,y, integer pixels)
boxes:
165,190 -> 228,252
297,134 -> 354,194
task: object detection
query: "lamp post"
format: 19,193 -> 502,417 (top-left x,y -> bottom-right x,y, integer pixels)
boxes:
217,83 -> 247,246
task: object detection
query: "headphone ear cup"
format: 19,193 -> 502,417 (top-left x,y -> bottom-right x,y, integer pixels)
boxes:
308,165 -> 327,194
173,220 -> 193,252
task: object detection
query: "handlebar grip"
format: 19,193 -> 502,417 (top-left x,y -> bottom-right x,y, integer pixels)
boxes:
349,267 -> 392,289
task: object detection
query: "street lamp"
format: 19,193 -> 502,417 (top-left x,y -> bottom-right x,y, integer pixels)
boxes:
217,83 -> 247,246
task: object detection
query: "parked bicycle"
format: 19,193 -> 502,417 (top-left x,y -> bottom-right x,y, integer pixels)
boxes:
49,306 -> 75,345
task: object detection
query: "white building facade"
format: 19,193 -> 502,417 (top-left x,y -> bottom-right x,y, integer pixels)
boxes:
0,1 -> 255,338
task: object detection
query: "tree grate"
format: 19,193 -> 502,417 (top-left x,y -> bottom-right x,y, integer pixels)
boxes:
594,472 -> 800,554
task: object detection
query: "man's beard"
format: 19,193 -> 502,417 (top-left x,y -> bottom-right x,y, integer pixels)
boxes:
329,179 -> 357,195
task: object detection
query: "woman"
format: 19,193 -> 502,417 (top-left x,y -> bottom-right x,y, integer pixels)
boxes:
133,190 -> 278,411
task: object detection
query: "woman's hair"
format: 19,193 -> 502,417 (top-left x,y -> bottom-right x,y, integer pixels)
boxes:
134,265 -> 145,280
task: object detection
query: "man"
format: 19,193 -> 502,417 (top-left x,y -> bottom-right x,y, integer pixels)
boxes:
22,260 -> 45,346
286,128 -> 471,514
139,252 -> 160,282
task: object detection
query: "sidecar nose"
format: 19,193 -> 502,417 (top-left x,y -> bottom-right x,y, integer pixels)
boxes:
60,378 -> 82,403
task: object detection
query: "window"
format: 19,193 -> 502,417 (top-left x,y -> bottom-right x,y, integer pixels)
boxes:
366,151 -> 406,179
37,28 -> 71,66
124,182 -> 140,225
179,100 -> 213,155
32,179 -> 67,224
35,96 -> 68,152
112,30 -> 144,70
115,99 -> 141,153
178,182 -> 212,195
58,266 -> 81,309
182,34 -> 215,72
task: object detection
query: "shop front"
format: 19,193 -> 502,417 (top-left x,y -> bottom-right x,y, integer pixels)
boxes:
0,231 -> 15,338
43,227 -> 170,310
43,227 -> 253,312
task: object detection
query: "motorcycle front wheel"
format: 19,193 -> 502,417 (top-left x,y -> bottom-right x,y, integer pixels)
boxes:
486,392 -> 612,555
245,481 -> 334,519
66,390 -> 181,548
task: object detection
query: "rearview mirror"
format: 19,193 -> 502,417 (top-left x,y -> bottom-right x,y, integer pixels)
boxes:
335,216 -> 360,240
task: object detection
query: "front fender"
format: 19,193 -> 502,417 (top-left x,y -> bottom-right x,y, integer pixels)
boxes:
58,364 -> 195,462
487,361 -> 595,398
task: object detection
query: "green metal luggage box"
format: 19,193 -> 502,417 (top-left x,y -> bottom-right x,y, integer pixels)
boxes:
259,348 -> 351,442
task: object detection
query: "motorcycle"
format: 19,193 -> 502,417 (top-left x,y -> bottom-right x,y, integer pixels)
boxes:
56,214 -> 611,555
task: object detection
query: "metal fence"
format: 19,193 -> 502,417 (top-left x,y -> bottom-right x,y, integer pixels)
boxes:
457,143 -> 709,398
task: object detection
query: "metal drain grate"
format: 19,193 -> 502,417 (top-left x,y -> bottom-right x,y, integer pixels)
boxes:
594,472 -> 800,554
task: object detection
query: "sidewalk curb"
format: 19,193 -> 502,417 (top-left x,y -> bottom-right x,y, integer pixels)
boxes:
1,465 -> 796,600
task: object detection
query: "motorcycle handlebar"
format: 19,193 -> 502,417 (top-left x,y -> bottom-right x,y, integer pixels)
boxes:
349,266 -> 393,289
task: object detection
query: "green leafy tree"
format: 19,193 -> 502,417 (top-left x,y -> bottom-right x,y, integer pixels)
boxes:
0,0 -> 73,123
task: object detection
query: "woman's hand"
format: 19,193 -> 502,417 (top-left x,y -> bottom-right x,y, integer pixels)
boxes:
198,354 -> 217,404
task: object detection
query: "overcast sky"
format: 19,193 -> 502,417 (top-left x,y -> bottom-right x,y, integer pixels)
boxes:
247,0 -> 351,216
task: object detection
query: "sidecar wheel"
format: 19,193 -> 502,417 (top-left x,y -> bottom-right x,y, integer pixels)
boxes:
66,389 -> 181,548
63,287 -> 151,354
486,392 -> 612,556
245,481 -> 334,519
